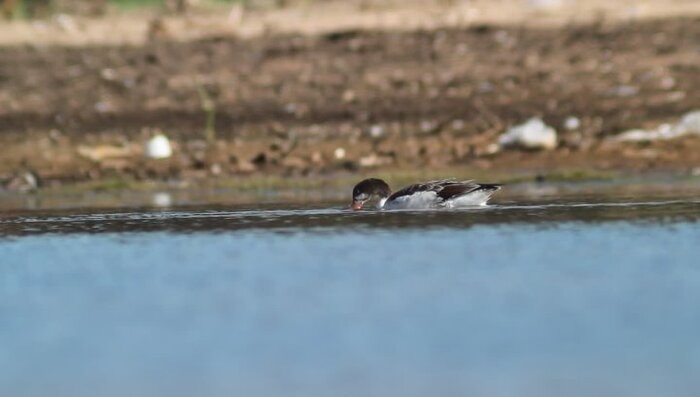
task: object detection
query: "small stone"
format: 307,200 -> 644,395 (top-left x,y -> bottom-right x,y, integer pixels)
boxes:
151,192 -> 172,208
420,120 -> 437,134
342,90 -> 356,103
676,110 -> 700,135
564,116 -> 581,131
610,85 -> 639,97
451,119 -> 465,131
660,76 -> 676,90
100,68 -> 118,81
369,125 -> 385,138
610,111 -> 700,142
334,147 -> 346,160
236,160 -> 256,173
484,143 -> 500,155
359,154 -> 392,168
311,151 -> 323,164
145,134 -> 172,159
499,118 -> 557,150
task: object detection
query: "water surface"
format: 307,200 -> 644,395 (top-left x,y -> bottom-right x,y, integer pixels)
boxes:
1,194 -> 700,397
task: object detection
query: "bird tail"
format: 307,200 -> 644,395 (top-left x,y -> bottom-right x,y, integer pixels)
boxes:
475,183 -> 502,192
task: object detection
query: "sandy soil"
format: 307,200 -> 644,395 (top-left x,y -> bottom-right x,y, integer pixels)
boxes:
1,1 -> 700,190
2,0 -> 700,46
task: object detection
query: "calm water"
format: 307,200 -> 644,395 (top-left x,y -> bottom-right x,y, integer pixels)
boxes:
2,193 -> 700,397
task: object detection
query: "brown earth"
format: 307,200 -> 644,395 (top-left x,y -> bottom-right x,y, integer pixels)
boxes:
1,14 -> 700,190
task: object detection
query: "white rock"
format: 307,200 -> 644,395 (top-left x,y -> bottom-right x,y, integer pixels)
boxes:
145,134 -> 173,159
369,125 -> 385,138
499,118 -> 557,150
564,116 -> 580,130
610,110 -> 700,142
485,143 -> 500,155
334,147 -> 346,160
618,128 -> 671,142
676,111 -> 700,135
611,129 -> 655,142
151,192 -> 172,207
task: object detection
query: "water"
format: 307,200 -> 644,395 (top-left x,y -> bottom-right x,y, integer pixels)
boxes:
2,193 -> 700,397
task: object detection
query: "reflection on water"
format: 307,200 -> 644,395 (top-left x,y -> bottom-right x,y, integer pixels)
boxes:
1,199 -> 700,236
1,196 -> 700,397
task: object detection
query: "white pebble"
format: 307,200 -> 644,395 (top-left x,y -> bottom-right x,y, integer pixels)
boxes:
369,125 -> 385,138
152,192 -> 172,207
499,118 -> 557,150
145,134 -> 173,159
564,116 -> 581,131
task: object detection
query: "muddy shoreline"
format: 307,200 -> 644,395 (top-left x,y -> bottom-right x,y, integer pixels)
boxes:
1,16 -> 700,191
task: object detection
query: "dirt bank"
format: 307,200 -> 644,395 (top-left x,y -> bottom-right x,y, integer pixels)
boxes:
1,15 -> 700,190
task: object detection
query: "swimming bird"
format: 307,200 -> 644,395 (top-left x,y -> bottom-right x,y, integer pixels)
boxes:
351,178 -> 501,210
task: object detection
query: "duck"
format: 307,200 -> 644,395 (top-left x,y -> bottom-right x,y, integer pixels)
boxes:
351,178 -> 501,210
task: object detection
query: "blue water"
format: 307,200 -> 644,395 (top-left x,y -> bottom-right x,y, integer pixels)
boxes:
1,201 -> 700,397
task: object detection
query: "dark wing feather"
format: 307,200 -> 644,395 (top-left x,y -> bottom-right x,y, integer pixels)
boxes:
387,179 -> 452,201
437,181 -> 502,200
389,179 -> 501,202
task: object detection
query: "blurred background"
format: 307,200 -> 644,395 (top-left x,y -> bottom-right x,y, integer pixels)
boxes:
0,0 -> 699,205
3,3 -> 700,397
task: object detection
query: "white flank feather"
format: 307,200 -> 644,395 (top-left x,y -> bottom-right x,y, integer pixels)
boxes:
382,191 -> 440,210
443,189 -> 497,208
